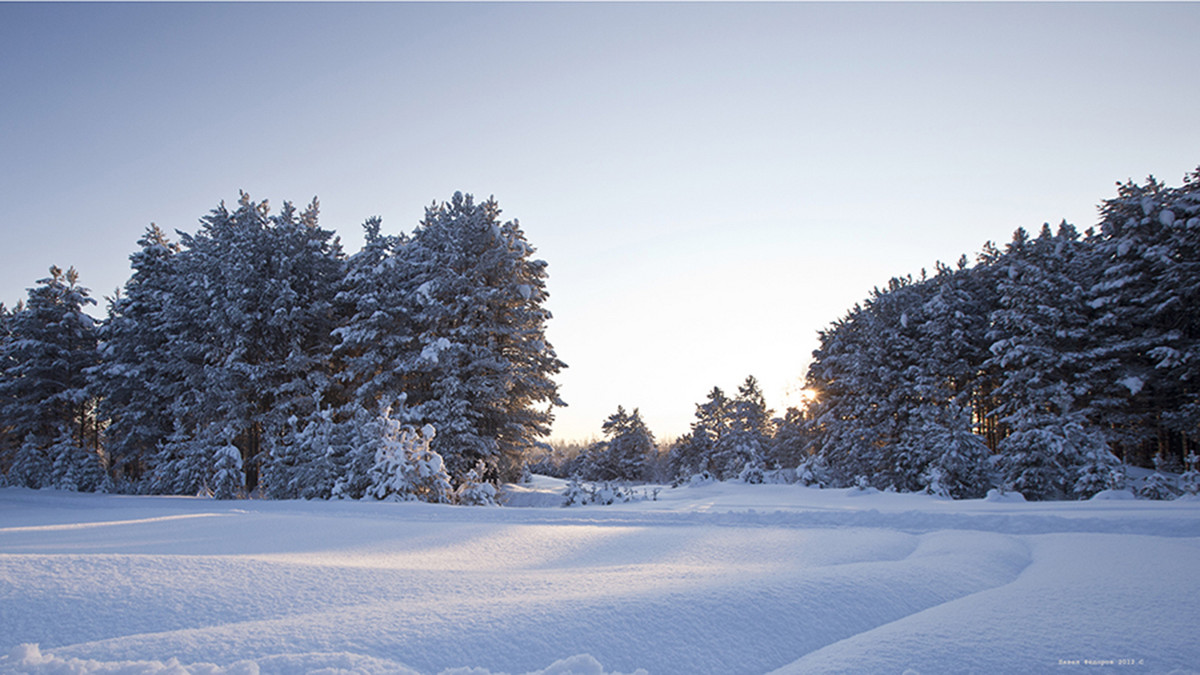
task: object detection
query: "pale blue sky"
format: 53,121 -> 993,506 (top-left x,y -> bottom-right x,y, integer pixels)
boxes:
2,2 -> 1198,440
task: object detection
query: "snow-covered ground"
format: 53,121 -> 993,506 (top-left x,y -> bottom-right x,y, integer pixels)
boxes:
2,477 -> 1199,675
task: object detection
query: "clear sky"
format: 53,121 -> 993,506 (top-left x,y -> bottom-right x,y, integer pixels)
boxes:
2,2 -> 1198,442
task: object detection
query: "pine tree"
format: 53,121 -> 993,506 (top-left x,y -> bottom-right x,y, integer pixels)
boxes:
94,225 -> 181,487
331,216 -> 415,416
765,406 -> 811,470
400,193 -> 566,485
0,267 -> 101,489
585,406 -> 656,482
668,387 -> 728,480
1180,452 -> 1200,496
136,194 -> 343,497
986,225 -> 1110,499
901,403 -> 991,499
806,277 -> 931,489
713,376 -> 772,480
1137,456 -> 1178,500
1083,171 -> 1200,464
0,302 -> 16,475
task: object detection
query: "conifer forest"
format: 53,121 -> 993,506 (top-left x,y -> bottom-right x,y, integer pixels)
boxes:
2,170 -> 1199,502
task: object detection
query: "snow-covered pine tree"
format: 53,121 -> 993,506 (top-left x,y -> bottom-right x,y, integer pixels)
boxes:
899,402 -> 991,499
712,376 -> 773,481
253,198 -> 345,498
138,194 -> 343,498
668,386 -> 728,480
806,276 -> 932,489
209,440 -> 245,500
0,302 -> 15,475
986,225 -> 1111,500
331,215 -> 415,416
585,406 -> 656,482
94,225 -> 181,488
400,193 -> 566,485
918,258 -> 1002,448
1137,456 -> 1178,500
764,405 -> 811,470
805,304 -> 883,488
319,214 -> 429,500
1083,171 -> 1200,465
0,266 -> 101,489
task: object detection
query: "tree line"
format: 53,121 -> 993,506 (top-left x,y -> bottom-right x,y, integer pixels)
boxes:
550,169 -> 1200,500
0,192 -> 564,502
4,169 -> 1198,502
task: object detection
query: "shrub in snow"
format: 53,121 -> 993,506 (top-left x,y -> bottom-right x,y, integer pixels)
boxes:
687,471 -> 716,488
985,487 -> 1027,503
796,455 -> 828,488
6,436 -> 51,490
738,460 -> 765,484
922,466 -> 951,498
210,444 -> 245,500
847,475 -> 880,496
1137,472 -> 1177,501
761,467 -> 797,485
366,421 -> 452,504
455,461 -> 499,506
1137,459 -> 1178,501
1180,453 -> 1200,496
1073,445 -> 1123,500
562,474 -> 589,507
591,483 -> 633,505
561,475 -> 638,506
1089,488 -> 1136,500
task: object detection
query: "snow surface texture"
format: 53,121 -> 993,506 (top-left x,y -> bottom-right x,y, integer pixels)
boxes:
2,478 -> 1199,675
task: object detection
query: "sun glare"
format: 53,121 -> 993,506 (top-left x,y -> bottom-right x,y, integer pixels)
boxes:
780,384 -> 819,412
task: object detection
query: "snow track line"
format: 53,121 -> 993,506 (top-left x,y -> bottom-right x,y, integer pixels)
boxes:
0,513 -> 230,534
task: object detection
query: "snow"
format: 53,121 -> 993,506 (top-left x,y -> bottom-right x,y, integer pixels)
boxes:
419,338 -> 452,365
2,478 -> 1199,674
1120,375 -> 1145,396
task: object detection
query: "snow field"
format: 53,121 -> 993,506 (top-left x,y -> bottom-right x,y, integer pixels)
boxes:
2,479 -> 1199,674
